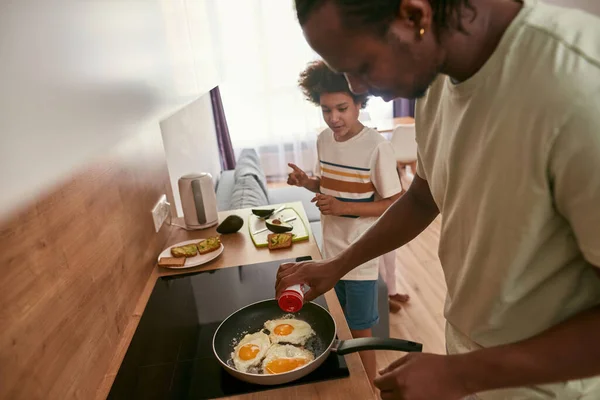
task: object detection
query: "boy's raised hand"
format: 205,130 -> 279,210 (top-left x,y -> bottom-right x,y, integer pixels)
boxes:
287,163 -> 310,188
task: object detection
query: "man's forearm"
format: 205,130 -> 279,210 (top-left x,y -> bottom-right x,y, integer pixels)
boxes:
455,304 -> 600,395
336,184 -> 439,274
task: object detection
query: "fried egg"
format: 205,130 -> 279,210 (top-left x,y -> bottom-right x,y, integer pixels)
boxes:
264,318 -> 315,345
231,331 -> 270,373
261,344 -> 315,374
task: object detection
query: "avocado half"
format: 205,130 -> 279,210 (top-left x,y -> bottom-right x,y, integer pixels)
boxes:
265,218 -> 293,233
216,215 -> 244,234
252,208 -> 275,218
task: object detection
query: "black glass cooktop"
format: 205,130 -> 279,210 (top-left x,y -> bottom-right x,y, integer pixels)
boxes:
108,256 -> 349,399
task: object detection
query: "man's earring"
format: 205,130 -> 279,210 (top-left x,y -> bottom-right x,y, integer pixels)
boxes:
419,28 -> 425,37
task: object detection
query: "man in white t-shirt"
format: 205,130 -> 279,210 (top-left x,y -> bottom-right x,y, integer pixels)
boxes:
277,0 -> 600,399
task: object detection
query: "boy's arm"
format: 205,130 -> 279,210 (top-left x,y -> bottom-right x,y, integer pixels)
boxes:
312,192 -> 402,217
303,177 -> 321,193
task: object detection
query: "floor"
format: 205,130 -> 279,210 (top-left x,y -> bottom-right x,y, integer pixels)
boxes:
376,216 -> 447,371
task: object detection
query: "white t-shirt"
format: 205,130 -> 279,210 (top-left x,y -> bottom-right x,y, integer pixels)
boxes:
316,126 -> 402,281
416,0 -> 600,398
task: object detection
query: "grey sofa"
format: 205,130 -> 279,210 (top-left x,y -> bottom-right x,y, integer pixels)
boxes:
215,149 -> 389,338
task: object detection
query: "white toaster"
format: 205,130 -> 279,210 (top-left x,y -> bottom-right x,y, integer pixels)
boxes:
178,173 -> 219,230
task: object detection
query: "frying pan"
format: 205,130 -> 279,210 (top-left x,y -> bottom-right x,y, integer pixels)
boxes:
212,299 -> 423,386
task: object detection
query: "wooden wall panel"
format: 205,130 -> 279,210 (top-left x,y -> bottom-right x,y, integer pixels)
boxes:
0,125 -> 174,399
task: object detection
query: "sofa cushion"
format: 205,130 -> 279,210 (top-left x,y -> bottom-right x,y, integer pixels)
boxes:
309,221 -> 323,252
229,175 -> 269,210
269,186 -> 321,223
234,149 -> 269,201
215,170 -> 236,211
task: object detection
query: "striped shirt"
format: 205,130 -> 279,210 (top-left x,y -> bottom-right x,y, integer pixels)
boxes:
315,126 -> 402,281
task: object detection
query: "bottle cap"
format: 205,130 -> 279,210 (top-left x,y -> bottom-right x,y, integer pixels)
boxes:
278,290 -> 304,313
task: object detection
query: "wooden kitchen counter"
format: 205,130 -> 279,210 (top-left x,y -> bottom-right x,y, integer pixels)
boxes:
155,202 -> 322,278
98,202 -> 375,400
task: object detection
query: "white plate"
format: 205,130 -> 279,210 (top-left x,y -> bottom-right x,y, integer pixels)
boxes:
157,239 -> 224,269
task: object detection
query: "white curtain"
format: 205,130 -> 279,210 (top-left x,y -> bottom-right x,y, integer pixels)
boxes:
207,0 -> 392,179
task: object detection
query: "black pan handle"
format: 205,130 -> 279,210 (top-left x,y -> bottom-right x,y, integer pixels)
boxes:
334,338 -> 423,355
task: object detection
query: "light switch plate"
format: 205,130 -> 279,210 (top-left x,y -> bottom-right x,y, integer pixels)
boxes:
151,194 -> 169,232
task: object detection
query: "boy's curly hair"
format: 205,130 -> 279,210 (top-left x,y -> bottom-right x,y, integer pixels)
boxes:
298,60 -> 369,108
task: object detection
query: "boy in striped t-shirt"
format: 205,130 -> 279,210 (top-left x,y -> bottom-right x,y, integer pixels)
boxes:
287,60 -> 404,384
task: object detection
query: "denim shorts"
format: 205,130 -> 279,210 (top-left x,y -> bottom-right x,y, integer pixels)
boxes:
334,280 -> 379,331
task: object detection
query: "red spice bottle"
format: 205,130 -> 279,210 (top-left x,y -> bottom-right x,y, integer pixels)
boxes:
277,284 -> 304,313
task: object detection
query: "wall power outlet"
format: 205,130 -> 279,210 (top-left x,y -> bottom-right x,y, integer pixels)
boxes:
151,194 -> 170,232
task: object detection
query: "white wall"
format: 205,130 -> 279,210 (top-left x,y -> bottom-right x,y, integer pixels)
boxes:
160,93 -> 222,217
543,0 -> 600,15
0,0 -> 219,222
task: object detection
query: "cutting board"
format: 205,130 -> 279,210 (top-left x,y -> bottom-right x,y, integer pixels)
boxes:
248,206 -> 309,248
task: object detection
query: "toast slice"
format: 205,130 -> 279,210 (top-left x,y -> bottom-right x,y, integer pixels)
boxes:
158,257 -> 186,267
170,244 -> 198,258
267,233 -> 293,250
197,236 -> 221,255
